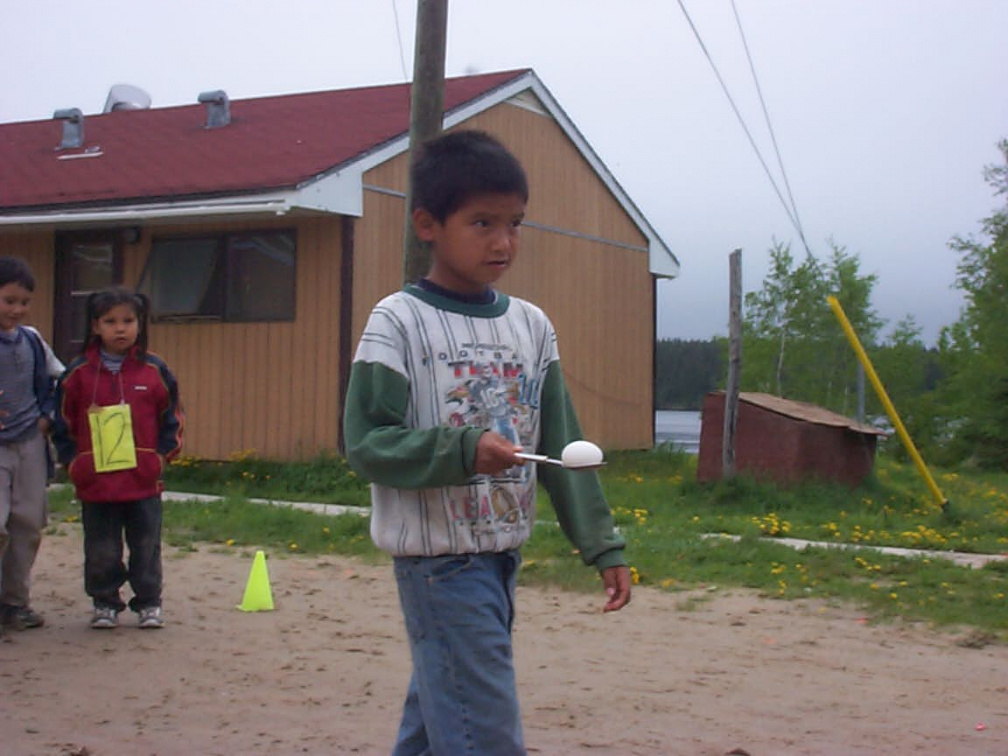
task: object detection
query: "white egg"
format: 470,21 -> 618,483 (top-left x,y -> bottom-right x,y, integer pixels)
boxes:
561,440 -> 604,468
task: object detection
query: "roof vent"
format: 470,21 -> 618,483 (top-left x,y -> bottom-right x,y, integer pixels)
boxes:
103,84 -> 152,113
197,90 -> 230,128
53,108 -> 84,150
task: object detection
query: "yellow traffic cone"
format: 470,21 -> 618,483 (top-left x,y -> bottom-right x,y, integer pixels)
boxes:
237,550 -> 274,612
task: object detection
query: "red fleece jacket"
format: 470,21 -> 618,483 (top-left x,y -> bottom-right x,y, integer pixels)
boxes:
52,344 -> 183,503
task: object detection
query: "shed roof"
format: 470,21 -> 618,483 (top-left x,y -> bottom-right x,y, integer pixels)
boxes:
0,69 -> 679,277
738,392 -> 887,436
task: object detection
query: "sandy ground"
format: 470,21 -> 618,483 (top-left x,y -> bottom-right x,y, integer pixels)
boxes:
2,523 -> 1006,756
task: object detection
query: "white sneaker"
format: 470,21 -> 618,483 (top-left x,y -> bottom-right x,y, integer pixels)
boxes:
90,606 -> 118,629
138,606 -> 164,629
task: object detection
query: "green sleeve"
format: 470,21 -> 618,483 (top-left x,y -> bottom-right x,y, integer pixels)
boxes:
537,361 -> 626,571
343,361 -> 484,489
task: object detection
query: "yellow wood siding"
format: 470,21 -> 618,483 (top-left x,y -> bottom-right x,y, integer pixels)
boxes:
362,102 -> 645,249
352,190 -> 410,342
0,230 -> 56,340
123,216 -> 343,460
503,227 -> 654,449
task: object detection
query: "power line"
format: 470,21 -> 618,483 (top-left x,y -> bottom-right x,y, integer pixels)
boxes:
391,0 -> 409,80
675,0 -> 810,252
730,0 -> 812,256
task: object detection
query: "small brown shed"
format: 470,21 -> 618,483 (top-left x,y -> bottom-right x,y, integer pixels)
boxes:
697,391 -> 887,487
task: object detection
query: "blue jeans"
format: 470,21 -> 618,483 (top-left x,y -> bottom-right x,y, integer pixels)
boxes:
392,551 -> 525,756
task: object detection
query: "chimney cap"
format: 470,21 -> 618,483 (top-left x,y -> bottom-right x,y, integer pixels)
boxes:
197,89 -> 228,104
197,90 -> 230,128
53,108 -> 84,150
53,107 -> 83,121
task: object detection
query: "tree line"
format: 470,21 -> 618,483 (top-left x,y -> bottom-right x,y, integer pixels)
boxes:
656,139 -> 1008,470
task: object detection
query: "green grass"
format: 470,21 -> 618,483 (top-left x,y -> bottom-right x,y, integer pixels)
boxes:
524,448 -> 1008,637
163,450 -> 371,508
48,446 -> 1008,638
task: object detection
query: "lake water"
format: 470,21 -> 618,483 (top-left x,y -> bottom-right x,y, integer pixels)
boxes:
655,409 -> 701,453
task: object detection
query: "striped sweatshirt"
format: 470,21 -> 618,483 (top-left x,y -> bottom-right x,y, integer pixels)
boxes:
343,285 -> 625,571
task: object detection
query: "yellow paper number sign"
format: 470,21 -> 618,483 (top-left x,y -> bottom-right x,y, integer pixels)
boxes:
88,404 -> 138,473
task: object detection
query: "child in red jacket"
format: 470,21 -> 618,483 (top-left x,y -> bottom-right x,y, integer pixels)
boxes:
53,287 -> 182,629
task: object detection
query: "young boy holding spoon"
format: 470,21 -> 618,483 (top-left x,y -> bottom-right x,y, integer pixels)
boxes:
343,130 -> 630,756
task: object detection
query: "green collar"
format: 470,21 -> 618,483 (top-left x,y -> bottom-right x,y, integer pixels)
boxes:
404,284 -> 511,317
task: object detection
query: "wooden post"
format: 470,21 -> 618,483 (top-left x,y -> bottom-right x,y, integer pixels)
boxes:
402,0 -> 449,284
723,249 -> 742,478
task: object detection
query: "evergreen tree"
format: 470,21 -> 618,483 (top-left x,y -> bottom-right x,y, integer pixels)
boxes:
654,338 -> 725,410
871,317 -> 945,459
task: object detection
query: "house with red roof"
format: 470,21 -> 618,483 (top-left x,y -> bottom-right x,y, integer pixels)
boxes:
0,69 -> 679,460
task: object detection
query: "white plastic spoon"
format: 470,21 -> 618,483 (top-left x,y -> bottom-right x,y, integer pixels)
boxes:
516,440 -> 606,470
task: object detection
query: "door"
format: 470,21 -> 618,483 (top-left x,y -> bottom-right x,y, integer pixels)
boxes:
53,232 -> 123,364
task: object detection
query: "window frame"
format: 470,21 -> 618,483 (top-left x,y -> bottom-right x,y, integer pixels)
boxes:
140,229 -> 297,324
53,230 -> 124,363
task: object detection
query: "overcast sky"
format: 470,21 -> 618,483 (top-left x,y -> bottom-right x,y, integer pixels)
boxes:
4,1 -> 1006,345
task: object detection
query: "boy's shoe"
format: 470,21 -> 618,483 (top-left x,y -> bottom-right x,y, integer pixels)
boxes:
90,606 -> 119,629
137,606 -> 165,629
0,604 -> 45,630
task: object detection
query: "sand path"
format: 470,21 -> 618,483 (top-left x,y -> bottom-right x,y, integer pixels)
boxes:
1,523 -> 1005,755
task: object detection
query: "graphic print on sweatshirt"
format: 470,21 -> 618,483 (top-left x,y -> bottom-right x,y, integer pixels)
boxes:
440,343 -> 538,534
355,289 -> 558,556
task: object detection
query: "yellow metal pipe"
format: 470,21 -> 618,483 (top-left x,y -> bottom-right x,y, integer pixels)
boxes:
826,296 -> 948,509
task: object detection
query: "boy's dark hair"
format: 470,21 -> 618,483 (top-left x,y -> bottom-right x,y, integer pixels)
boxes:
411,130 -> 529,221
0,256 -> 36,291
83,286 -> 150,356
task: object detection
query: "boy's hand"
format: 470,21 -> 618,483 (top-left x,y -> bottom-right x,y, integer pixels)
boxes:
37,416 -> 52,434
473,432 -> 522,476
601,565 -> 632,612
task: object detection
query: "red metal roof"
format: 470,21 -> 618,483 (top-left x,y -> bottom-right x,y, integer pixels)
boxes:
0,70 -> 528,210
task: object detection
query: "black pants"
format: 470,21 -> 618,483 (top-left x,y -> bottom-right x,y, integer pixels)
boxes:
81,497 -> 163,612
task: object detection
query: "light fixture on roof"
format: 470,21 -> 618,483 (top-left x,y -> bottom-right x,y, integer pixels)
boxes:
53,108 -> 84,150
198,90 -> 230,128
103,84 -> 152,113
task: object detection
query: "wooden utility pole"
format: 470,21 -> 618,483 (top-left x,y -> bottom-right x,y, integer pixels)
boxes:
402,0 -> 449,284
723,249 -> 742,478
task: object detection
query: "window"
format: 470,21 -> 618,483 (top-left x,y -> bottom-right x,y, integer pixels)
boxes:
140,231 -> 296,322
54,231 -> 123,362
